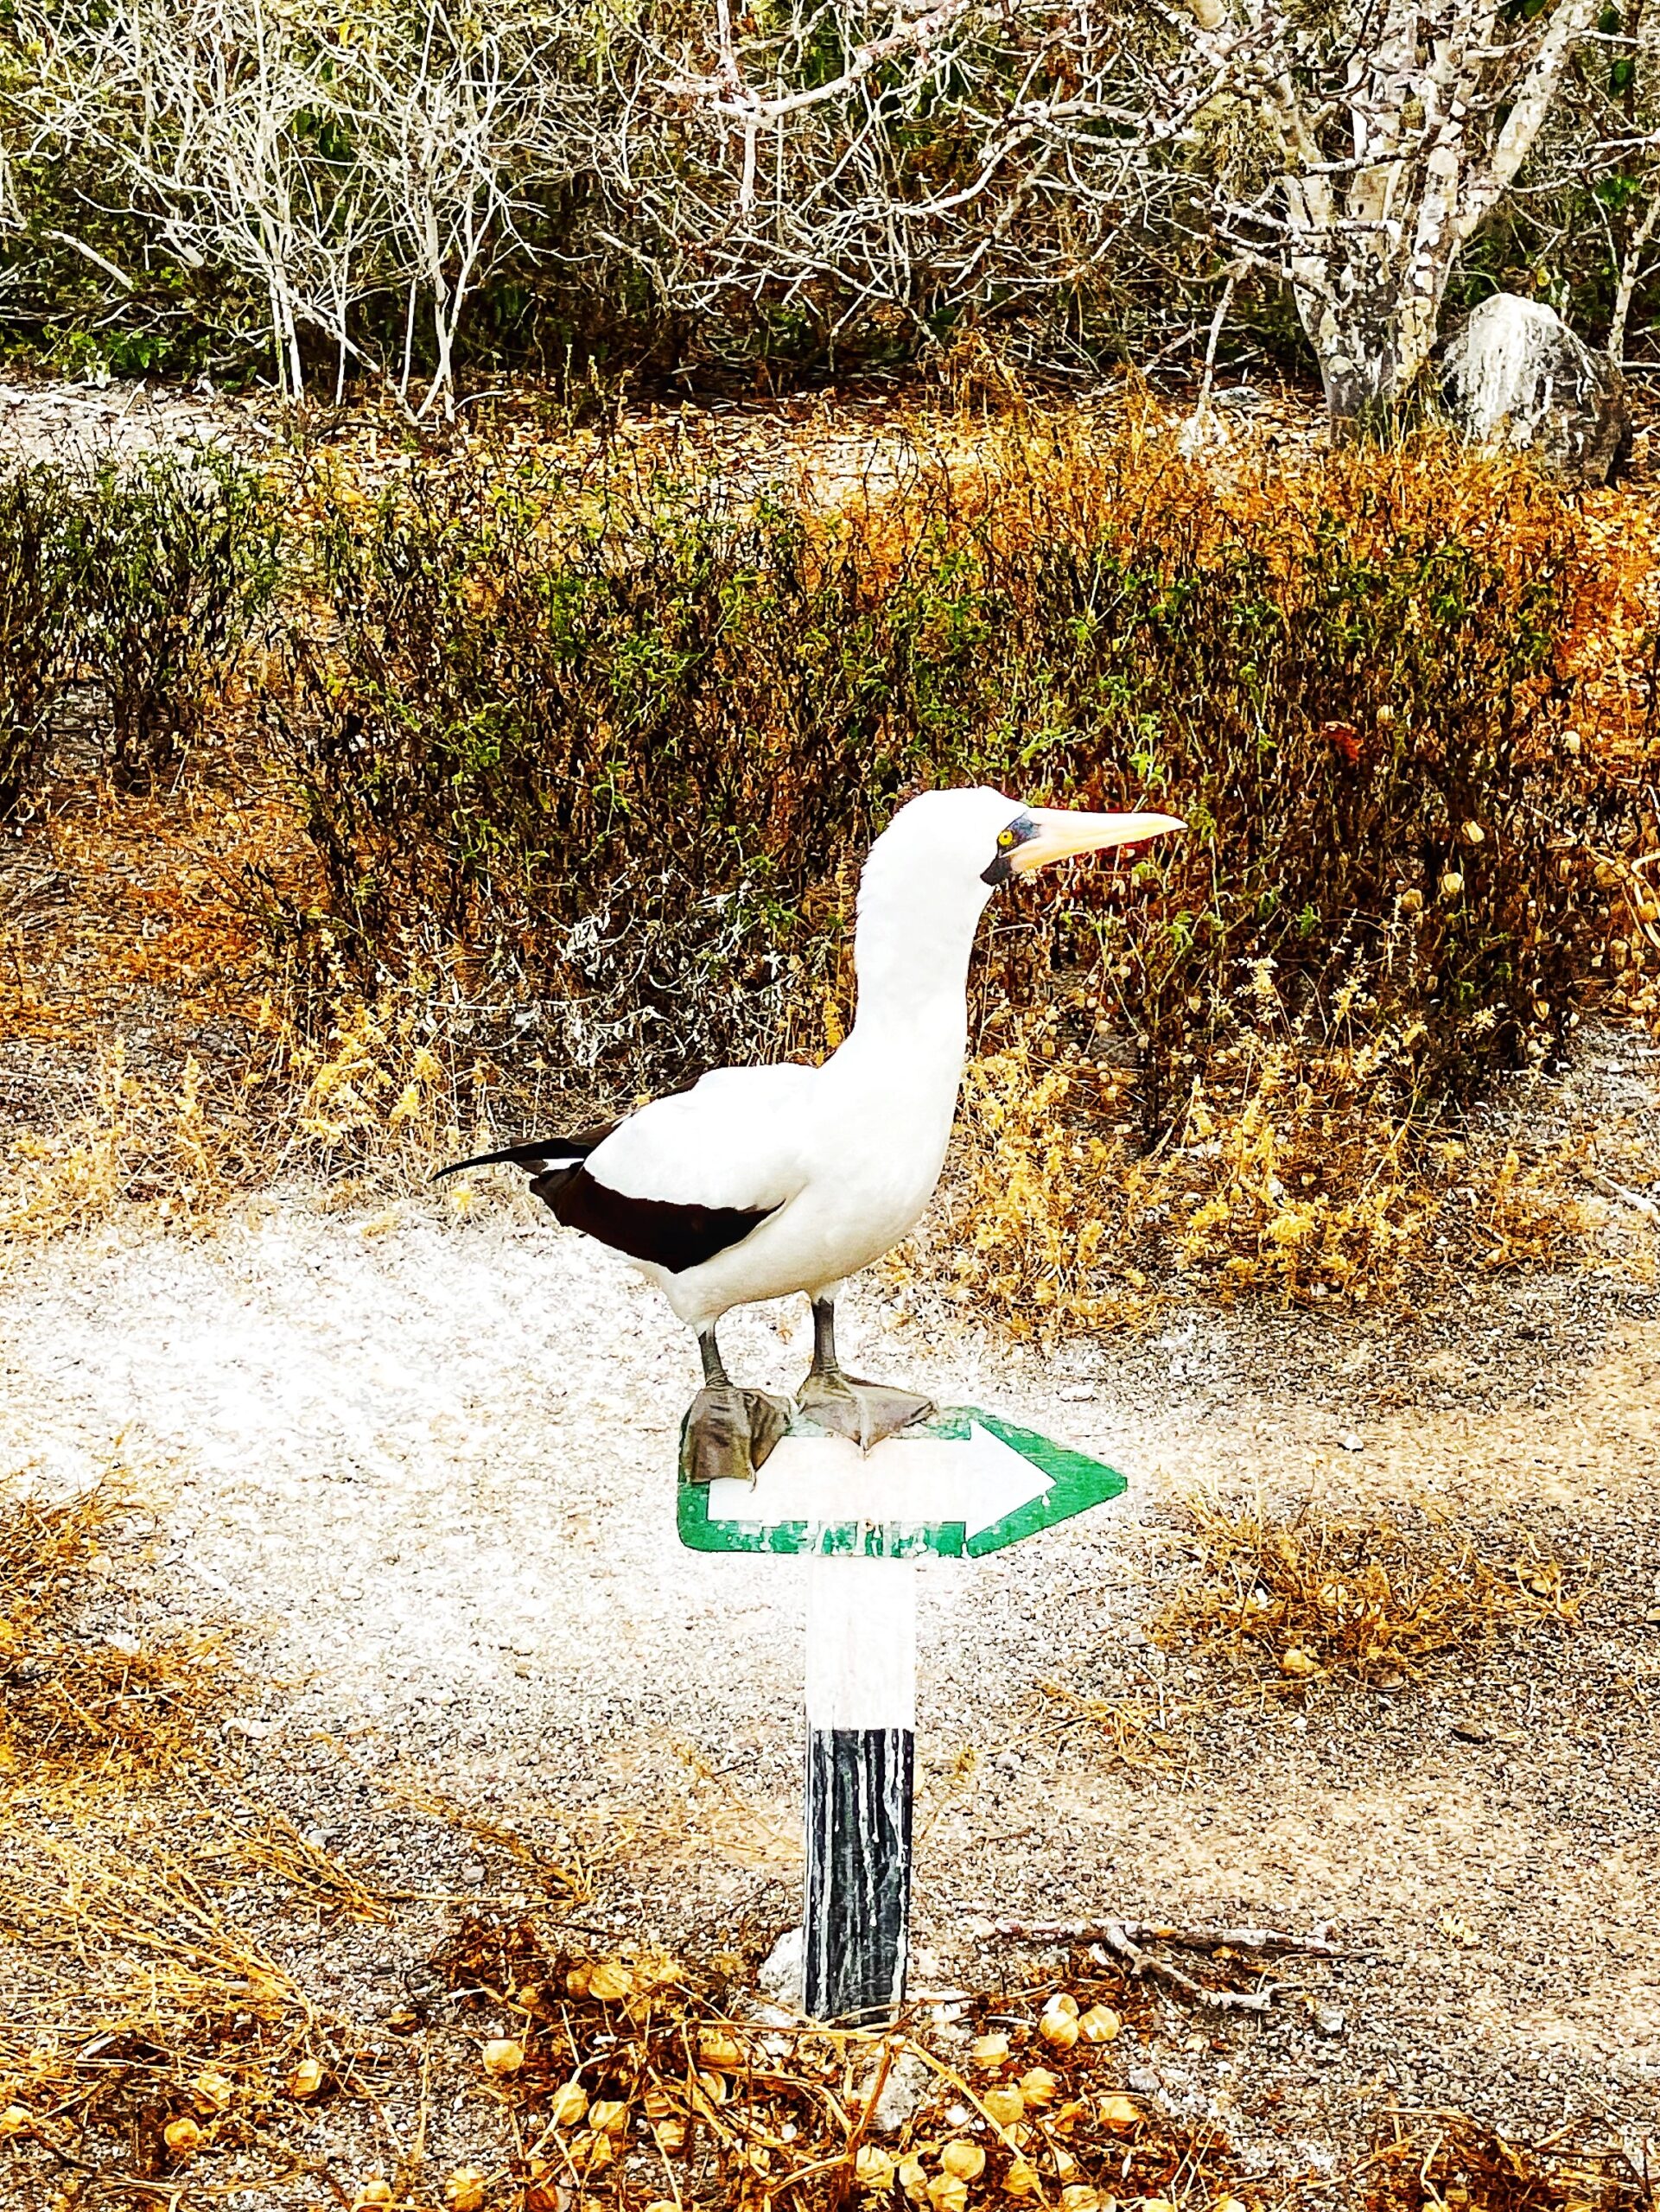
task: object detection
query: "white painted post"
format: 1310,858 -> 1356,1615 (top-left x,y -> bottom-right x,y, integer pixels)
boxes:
682,1410 -> 1126,2018
802,1553 -> 918,2024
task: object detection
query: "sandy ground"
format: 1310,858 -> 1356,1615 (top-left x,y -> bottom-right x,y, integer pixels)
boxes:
3,1174 -> 1659,2176
0,373 -> 279,467
4,364 -> 1659,2201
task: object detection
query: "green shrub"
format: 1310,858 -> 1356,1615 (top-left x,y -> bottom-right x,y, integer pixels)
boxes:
0,466 -> 77,818
58,449 -> 280,785
268,424 -> 1649,1131
0,449 -> 277,811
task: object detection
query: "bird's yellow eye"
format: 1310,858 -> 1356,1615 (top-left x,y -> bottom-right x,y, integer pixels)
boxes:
997,827 -> 1017,849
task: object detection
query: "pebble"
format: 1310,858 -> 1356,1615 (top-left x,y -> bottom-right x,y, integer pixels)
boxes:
757,1929 -> 804,2007
872,2052 -> 934,2134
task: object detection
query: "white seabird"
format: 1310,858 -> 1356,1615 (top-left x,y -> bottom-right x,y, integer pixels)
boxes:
441,785 -> 1183,1481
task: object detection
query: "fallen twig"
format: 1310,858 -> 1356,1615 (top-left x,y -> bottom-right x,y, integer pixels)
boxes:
970,1916 -> 1337,1955
1578,1164 -> 1660,1219
970,1915 -> 1338,2015
1087,1927 -> 1281,2014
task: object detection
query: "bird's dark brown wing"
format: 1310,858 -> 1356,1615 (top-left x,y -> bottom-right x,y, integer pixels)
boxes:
537,1163 -> 777,1275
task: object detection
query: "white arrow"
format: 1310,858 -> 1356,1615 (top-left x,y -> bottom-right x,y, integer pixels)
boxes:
703,1422 -> 1051,1541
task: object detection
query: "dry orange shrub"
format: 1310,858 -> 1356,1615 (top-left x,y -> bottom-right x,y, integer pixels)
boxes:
816,402 -> 1623,615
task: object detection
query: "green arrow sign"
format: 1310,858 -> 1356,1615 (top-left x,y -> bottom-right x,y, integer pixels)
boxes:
677,1407 -> 1126,1559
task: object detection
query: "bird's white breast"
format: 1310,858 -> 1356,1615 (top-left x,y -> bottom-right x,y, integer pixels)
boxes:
652,1019 -> 966,1325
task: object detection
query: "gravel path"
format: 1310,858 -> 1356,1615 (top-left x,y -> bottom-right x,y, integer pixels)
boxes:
3,1189 -> 1660,2173
0,1198 -> 1154,1783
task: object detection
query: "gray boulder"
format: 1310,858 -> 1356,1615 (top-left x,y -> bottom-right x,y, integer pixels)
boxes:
1440,293 -> 1629,486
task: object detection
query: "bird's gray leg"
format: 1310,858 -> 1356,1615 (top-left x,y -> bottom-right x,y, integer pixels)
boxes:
679,1322 -> 791,1486
811,1297 -> 838,1377
794,1297 -> 934,1452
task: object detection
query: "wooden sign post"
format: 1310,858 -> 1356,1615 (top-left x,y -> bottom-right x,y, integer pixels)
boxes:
803,1553 -> 916,2022
679,1408 -> 1126,2024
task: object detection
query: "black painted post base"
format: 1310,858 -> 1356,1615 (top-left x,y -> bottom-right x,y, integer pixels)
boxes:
803,1726 -> 914,2023
801,1555 -> 918,2025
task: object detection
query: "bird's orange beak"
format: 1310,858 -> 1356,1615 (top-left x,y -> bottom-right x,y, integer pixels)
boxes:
1007,807 -> 1185,874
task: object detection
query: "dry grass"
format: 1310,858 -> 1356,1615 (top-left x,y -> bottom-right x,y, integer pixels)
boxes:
0,1483 -> 234,1776
1035,1678 -> 1218,1776
0,1000 -> 499,1250
0,1475 -> 584,2208
1154,1497 -> 1586,1694
0,1045 -> 267,1246
0,1484 -> 322,2197
918,1014 -> 1650,1339
1359,2116 -> 1654,2212
1037,1497 -> 1588,1773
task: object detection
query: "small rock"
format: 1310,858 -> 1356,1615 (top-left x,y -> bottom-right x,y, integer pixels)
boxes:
757,1927 -> 804,2007
1441,294 -> 1630,485
1339,1432 -> 1363,1453
872,2050 -> 933,2134
1313,2004 -> 1346,2038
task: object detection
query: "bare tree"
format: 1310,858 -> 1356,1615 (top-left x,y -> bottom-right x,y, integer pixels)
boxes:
18,0 -> 394,400
582,0 -> 1237,359
6,0 -> 1656,421
633,0 -> 1630,430
11,0 -> 579,414
354,0 -> 570,417
1194,0 -> 1606,428
1515,0 -> 1660,366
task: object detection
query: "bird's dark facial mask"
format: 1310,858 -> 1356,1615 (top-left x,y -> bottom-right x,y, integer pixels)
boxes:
981,814 -> 1040,886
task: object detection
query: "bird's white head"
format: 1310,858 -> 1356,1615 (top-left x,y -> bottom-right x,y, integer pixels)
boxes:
861,783 -> 1182,913
852,785 -> 1184,1033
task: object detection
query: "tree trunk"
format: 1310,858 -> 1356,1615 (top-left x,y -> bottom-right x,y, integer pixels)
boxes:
1316,331 -> 1415,442
1296,257 -> 1450,442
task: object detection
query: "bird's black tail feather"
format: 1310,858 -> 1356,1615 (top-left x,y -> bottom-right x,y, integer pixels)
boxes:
433,1135 -> 603,1182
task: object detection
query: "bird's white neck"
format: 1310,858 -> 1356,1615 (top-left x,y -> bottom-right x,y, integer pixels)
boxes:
843,860 -> 988,1060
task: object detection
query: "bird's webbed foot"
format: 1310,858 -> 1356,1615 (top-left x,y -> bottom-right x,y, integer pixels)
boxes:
794,1370 -> 934,1452
679,1383 -> 792,1485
